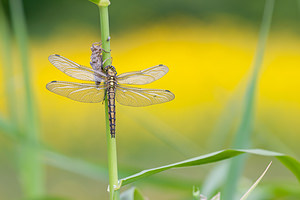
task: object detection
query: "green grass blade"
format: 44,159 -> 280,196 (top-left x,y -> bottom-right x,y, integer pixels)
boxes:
9,0 -> 39,138
118,149 -> 300,188
240,162 -> 272,200
223,1 -> 275,199
201,64 -> 249,198
0,1 -> 18,123
9,0 -> 44,197
120,187 -> 146,200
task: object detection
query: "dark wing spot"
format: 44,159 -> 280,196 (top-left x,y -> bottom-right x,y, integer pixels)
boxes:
51,81 -> 57,83
159,64 -> 163,66
54,54 -> 60,57
165,90 -> 170,92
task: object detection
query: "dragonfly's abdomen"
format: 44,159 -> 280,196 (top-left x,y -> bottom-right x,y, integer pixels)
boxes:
107,86 -> 116,138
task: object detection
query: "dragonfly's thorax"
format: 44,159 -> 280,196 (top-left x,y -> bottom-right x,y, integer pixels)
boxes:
105,65 -> 117,76
105,66 -> 117,87
107,76 -> 117,87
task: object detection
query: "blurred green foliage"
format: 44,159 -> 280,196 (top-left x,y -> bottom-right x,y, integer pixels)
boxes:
1,0 -> 300,38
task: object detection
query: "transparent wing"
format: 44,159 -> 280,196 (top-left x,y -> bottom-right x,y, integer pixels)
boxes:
46,81 -> 107,103
49,54 -> 107,82
116,85 -> 174,107
117,65 -> 169,85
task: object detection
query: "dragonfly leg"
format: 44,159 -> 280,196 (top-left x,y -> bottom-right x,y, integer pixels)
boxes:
91,41 -> 102,48
102,49 -> 111,53
102,57 -> 113,66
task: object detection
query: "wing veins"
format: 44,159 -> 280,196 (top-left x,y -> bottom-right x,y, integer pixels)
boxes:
115,85 -> 174,106
49,54 -> 107,82
46,81 -> 107,103
117,65 -> 169,85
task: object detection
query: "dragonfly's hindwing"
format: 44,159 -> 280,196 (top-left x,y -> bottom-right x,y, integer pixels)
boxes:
116,85 -> 175,107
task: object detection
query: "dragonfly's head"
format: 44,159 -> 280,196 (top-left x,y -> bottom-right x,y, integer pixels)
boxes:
105,65 -> 117,76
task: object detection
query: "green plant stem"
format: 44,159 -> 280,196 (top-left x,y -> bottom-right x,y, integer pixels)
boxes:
223,0 -> 275,200
99,4 -> 119,200
9,0 -> 44,198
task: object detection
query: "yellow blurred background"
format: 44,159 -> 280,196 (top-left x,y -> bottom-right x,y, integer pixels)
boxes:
1,0 -> 300,199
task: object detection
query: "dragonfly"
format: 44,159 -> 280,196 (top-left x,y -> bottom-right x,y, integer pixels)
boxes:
46,54 -> 175,138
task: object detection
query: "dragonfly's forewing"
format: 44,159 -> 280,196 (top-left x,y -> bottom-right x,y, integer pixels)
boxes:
117,65 -> 169,85
46,81 -> 107,103
49,54 -> 107,82
116,85 -> 174,107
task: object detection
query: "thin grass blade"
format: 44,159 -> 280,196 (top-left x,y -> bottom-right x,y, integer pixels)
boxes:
0,1 -> 18,123
240,162 -> 272,200
223,1 -> 275,199
9,0 -> 44,197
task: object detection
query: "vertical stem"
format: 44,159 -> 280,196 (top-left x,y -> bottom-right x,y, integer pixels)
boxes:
100,6 -> 112,66
9,0 -> 44,198
223,0 -> 275,200
99,4 -> 119,200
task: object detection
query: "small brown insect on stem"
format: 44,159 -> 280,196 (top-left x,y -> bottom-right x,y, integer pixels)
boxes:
90,42 -> 105,72
90,41 -> 112,72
